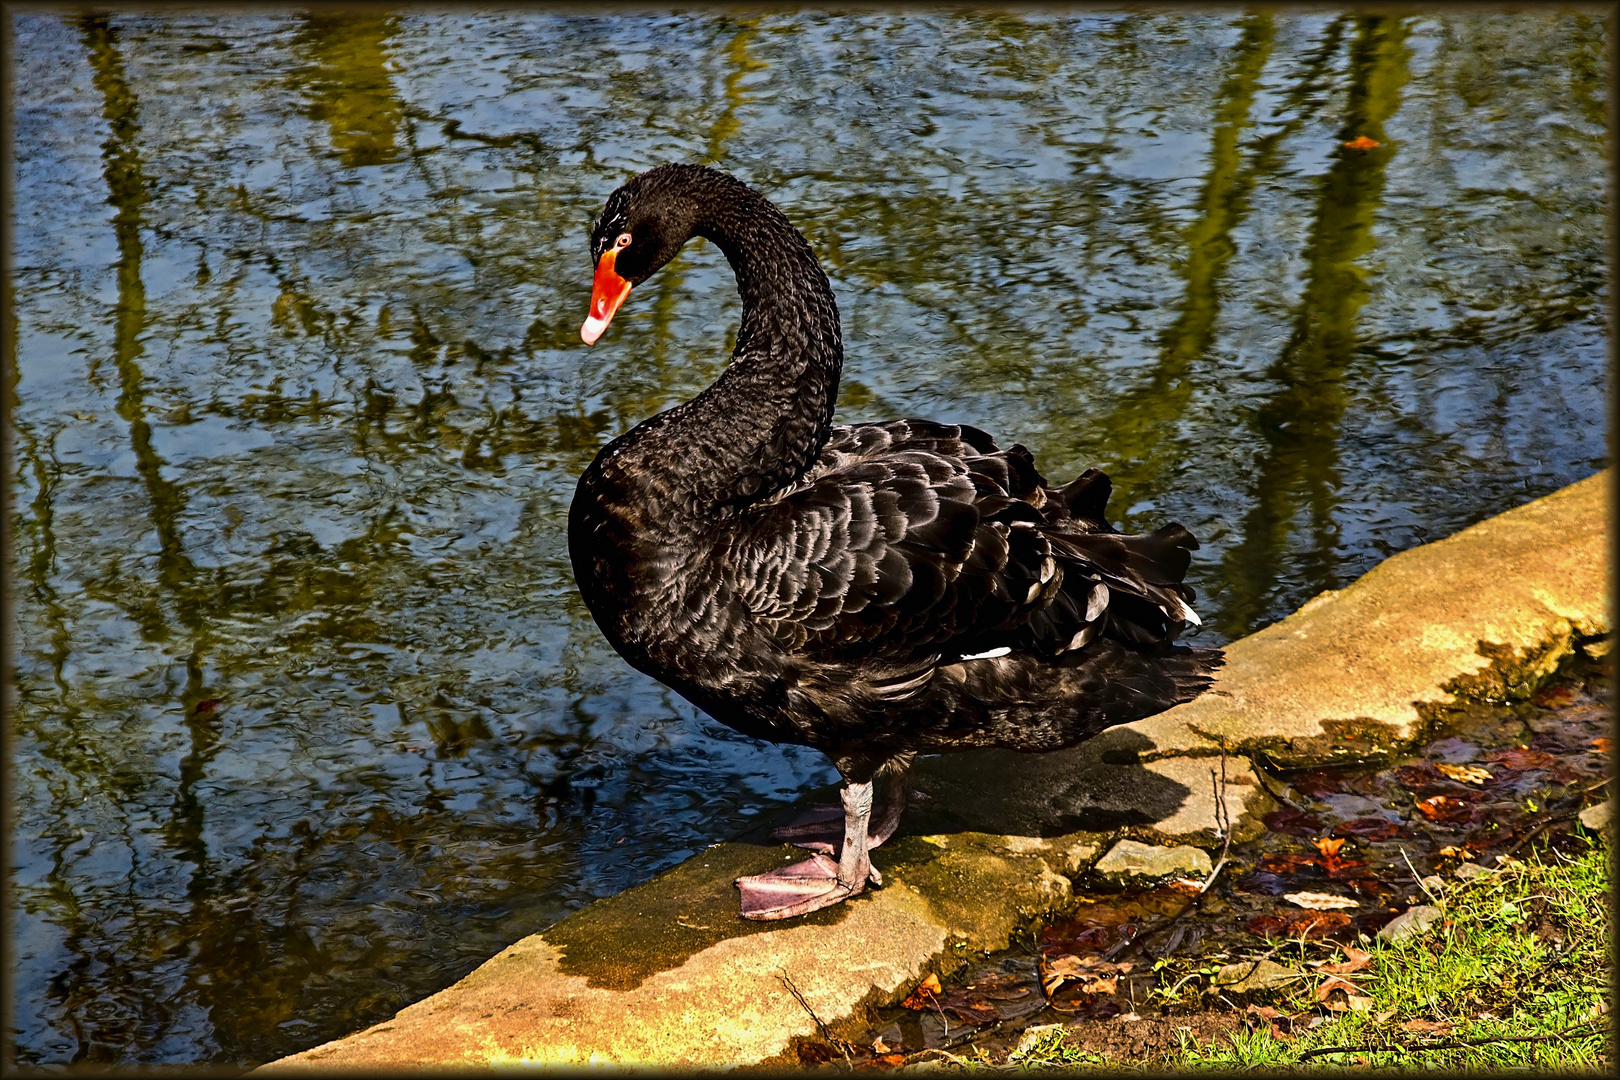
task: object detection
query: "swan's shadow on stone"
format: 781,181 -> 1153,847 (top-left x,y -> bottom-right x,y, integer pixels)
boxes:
910,728 -> 1190,838
749,727 -> 1190,843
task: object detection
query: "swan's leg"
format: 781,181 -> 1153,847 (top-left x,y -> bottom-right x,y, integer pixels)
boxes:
736,780 -> 877,920
769,757 -> 913,853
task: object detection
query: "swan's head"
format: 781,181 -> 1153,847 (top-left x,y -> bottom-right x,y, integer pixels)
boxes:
580,164 -> 723,344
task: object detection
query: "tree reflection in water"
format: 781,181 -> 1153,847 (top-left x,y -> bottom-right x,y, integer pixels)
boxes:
8,9 -> 1608,1066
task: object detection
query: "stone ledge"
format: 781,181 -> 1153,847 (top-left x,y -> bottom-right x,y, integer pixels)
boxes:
260,470 -> 1610,1071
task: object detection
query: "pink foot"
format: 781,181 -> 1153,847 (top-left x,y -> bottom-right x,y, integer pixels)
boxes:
768,805 -> 846,853
736,854 -> 861,920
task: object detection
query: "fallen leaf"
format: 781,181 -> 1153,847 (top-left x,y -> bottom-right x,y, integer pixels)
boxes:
871,1036 -> 891,1054
1436,763 -> 1492,785
1486,748 -> 1557,770
1290,769 -> 1349,798
1531,684 -> 1576,708
963,971 -> 1033,1001
1416,794 -> 1475,824
1437,846 -> 1469,859
1166,877 -> 1205,896
1592,737 -> 1612,755
1331,817 -> 1402,841
1237,870 -> 1296,896
900,973 -> 941,1009
1285,891 -> 1359,911
1258,853 -> 1322,874
1245,1003 -> 1298,1040
1552,762 -> 1600,786
1040,895 -> 1183,956
1040,954 -> 1131,999
1248,911 -> 1352,939
937,992 -> 998,1025
1264,807 -> 1325,837
1316,975 -> 1364,999
1317,974 -> 1373,1012
798,1041 -> 841,1065
1374,1008 -> 1397,1023
1319,945 -> 1374,974
1311,837 -> 1347,858
1344,877 -> 1396,898
1402,1018 -> 1455,1035
1343,135 -> 1382,150
1395,763 -> 1445,789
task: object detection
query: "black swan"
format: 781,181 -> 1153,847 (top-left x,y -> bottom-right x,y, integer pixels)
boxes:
569,164 -> 1223,920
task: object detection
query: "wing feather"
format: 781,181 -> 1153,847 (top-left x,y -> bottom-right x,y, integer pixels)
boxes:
729,420 -> 1204,684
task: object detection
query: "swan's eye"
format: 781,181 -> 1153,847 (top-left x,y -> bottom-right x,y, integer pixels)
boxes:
614,233 -> 632,250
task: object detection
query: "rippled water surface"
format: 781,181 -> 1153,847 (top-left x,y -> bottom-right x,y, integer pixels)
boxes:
8,9 -> 1608,1067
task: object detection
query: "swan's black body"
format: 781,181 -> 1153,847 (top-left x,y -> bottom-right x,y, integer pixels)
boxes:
569,164 -> 1223,918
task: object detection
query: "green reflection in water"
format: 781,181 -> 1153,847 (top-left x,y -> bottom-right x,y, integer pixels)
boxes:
292,13 -> 405,169
1220,15 -> 1413,638
7,9 -> 1607,1068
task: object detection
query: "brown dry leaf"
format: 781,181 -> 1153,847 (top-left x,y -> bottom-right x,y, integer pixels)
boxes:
1436,763 -> 1492,785
1316,974 -> 1369,1001
1249,910 -> 1353,939
871,1036 -> 891,1054
1166,877 -> 1205,896
1343,136 -> 1382,150
1284,891 -> 1358,911
1319,945 -> 1374,975
1315,971 -> 1367,1016
900,973 -> 941,1009
1312,837 -> 1348,858
1437,846 -> 1469,859
1531,684 -> 1577,708
937,992 -> 998,1025
1486,748 -> 1557,770
1592,737 -> 1612,755
1258,853 -> 1322,874
1417,794 -> 1474,824
1041,954 -> 1129,998
1402,1018 -> 1455,1035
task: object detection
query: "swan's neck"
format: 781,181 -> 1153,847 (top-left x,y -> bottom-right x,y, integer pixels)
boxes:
638,192 -> 843,519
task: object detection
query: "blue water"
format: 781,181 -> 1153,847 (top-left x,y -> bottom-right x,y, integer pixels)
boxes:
8,9 -> 1607,1066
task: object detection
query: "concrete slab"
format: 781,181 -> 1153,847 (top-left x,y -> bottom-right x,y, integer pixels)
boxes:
1124,470 -> 1611,768
261,470 -> 1610,1071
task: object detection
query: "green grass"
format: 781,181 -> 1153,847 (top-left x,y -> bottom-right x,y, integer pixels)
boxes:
1005,834 -> 1612,1072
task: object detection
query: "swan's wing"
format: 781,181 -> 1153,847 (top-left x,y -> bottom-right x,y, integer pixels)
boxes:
727,420 -> 1203,689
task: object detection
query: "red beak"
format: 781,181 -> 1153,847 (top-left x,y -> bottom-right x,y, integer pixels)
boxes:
581,249 -> 632,344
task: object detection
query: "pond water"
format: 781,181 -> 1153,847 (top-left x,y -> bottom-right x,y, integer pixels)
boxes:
8,9 -> 1608,1068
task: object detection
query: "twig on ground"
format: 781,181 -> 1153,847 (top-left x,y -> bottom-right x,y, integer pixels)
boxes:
1203,738 -> 1234,896
1499,811 -> 1584,859
1248,756 -> 1310,814
1571,774 -> 1613,797
1477,775 -> 1611,862
1297,1020 -> 1608,1061
905,1019 -> 1005,1059
778,970 -> 852,1065
1103,741 -> 1234,963
905,1045 -> 975,1067
1216,945 -> 1284,988
1399,846 -> 1436,900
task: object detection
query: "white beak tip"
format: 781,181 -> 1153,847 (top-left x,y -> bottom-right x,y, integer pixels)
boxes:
581,316 -> 608,345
